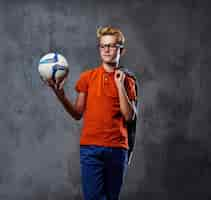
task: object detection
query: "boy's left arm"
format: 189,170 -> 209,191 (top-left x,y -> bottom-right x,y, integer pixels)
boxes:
114,70 -> 137,121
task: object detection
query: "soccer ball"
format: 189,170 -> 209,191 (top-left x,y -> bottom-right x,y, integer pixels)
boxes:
38,52 -> 69,83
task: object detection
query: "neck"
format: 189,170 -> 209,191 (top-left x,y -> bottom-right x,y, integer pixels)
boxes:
102,62 -> 119,72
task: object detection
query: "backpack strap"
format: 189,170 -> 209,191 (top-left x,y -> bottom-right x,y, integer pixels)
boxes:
118,66 -> 140,165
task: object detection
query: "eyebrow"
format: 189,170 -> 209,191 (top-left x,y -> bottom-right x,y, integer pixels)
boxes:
99,43 -> 117,45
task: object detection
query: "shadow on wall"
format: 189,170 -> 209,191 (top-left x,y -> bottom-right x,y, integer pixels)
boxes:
164,135 -> 211,200
125,135 -> 211,200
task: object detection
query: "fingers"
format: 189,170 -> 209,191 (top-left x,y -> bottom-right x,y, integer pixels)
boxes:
55,76 -> 67,90
115,70 -> 125,81
46,79 -> 57,90
40,74 -> 67,95
47,79 -> 55,86
115,71 -> 121,78
58,77 -> 67,90
115,69 -> 120,78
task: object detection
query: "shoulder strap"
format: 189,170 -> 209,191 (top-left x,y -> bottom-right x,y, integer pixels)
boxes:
119,66 -> 140,118
119,66 -> 140,165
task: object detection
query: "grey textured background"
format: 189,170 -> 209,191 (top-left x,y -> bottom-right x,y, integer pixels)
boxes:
1,0 -> 211,199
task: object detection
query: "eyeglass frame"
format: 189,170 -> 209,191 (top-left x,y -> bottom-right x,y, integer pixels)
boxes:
98,43 -> 124,50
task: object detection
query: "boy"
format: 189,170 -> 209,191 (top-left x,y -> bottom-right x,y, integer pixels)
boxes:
47,26 -> 137,200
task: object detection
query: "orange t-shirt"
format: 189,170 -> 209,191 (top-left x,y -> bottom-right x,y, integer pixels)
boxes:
75,65 -> 137,149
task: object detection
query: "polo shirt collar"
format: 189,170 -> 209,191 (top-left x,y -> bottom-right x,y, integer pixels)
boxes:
99,65 -> 115,75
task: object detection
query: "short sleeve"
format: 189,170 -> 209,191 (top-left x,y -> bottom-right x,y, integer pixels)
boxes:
75,71 -> 90,93
125,76 -> 137,101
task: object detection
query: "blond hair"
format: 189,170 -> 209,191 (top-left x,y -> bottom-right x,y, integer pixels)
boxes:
96,26 -> 125,46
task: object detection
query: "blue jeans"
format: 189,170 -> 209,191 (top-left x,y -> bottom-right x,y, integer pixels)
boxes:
80,145 -> 128,200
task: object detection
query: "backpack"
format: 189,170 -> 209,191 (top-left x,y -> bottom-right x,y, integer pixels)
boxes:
119,66 -> 140,165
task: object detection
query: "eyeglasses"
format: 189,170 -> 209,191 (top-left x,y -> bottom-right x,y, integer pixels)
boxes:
98,43 -> 124,50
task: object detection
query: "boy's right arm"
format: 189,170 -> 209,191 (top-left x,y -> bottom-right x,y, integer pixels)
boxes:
46,79 -> 86,120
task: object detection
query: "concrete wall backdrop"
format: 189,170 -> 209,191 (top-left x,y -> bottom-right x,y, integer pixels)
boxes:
0,0 -> 211,199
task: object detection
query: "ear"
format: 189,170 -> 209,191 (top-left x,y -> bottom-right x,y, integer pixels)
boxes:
120,48 -> 126,56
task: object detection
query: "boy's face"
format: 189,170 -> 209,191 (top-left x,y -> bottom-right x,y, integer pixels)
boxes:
99,35 -> 122,66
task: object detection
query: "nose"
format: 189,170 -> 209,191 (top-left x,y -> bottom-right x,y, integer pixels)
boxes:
104,46 -> 110,52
